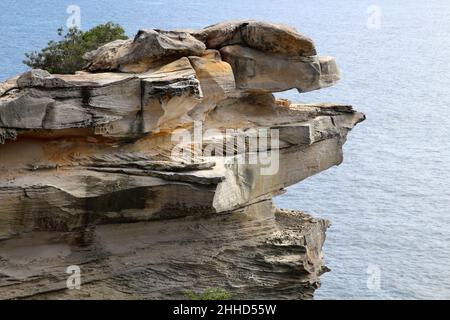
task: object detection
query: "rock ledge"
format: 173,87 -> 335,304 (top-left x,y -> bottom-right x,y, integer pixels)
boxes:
0,20 -> 364,299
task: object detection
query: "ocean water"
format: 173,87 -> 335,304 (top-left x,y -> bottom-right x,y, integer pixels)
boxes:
1,0 -> 449,299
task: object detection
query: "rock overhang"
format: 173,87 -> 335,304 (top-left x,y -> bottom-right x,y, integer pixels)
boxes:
0,20 -> 364,300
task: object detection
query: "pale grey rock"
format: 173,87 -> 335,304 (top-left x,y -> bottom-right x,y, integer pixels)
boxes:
220,45 -> 340,93
0,76 -> 141,132
0,92 -> 53,128
84,30 -> 206,72
194,20 -> 317,56
16,69 -> 70,88
0,201 -> 329,300
77,153 -> 216,172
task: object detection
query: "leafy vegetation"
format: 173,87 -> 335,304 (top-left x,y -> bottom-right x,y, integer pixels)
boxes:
184,288 -> 232,300
23,22 -> 128,74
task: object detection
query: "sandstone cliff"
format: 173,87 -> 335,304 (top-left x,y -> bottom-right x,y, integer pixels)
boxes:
0,20 -> 364,299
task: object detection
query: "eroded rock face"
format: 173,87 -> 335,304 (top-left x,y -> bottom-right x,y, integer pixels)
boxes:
0,201 -> 329,300
220,45 -> 339,93
192,20 -> 317,56
0,20 -> 364,299
84,30 -> 206,72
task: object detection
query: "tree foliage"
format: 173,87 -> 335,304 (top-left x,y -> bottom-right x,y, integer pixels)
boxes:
23,22 -> 128,74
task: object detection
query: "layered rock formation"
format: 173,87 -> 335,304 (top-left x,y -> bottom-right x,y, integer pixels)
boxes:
0,20 -> 364,299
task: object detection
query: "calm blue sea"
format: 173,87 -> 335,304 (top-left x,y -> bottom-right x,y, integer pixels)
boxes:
1,0 -> 449,299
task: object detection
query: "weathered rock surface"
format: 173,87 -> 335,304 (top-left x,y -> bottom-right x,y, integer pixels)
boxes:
84,30 -> 206,72
0,202 -> 329,300
192,20 -> 317,56
221,45 -> 339,93
0,20 -> 364,300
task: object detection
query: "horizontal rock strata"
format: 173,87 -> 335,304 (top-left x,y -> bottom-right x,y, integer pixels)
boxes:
0,20 -> 364,299
0,201 -> 329,300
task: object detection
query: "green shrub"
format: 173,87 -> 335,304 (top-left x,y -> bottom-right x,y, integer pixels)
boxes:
184,288 -> 232,300
23,22 -> 128,74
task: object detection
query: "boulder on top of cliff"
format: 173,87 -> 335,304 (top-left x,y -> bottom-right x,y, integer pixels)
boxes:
0,20 -> 343,138
84,30 -> 206,72
16,69 -> 71,88
83,21 -> 317,73
192,20 -> 317,56
220,45 -> 339,93
0,20 -> 365,300
82,39 -> 131,72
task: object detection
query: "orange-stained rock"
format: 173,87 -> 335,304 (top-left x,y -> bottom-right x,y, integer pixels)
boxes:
188,56 -> 236,100
0,20 -> 364,300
